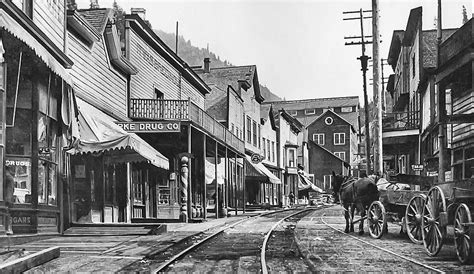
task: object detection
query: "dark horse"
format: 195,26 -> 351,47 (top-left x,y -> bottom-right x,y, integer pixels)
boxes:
332,172 -> 380,235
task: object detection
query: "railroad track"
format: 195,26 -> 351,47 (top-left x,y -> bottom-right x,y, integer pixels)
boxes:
121,206 -> 325,273
300,206 -> 474,273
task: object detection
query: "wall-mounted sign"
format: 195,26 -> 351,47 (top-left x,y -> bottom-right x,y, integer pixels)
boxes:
250,153 -> 263,164
411,164 -> 424,171
116,121 -> 181,133
12,216 -> 32,225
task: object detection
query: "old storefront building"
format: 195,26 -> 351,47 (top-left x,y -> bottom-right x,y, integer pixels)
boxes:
65,8 -> 169,226
1,1 -> 75,234
123,13 -> 245,221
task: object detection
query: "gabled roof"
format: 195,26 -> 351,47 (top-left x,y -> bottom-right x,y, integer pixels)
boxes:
77,8 -> 111,35
387,30 -> 405,68
260,104 -> 276,130
306,109 -> 356,133
308,140 -> 350,167
421,29 -> 458,69
279,108 -> 303,133
196,65 -> 264,103
263,96 -> 359,110
403,7 -> 422,46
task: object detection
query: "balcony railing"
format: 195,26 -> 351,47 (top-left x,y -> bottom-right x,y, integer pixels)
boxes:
129,98 -> 245,153
382,110 -> 419,131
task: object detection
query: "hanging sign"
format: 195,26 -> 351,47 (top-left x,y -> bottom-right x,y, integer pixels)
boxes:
250,153 -> 263,164
116,121 -> 180,133
411,164 -> 424,171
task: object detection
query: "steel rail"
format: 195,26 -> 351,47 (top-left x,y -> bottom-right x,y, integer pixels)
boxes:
320,214 -> 445,274
151,208 -> 304,273
260,208 -> 317,274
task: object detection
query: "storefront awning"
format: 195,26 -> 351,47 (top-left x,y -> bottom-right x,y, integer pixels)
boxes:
0,7 -> 73,84
298,170 -> 323,193
67,98 -> 169,169
245,155 -> 281,184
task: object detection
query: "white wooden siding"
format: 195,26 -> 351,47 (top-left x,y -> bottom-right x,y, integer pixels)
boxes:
67,33 -> 128,120
34,1 -> 65,51
452,89 -> 474,143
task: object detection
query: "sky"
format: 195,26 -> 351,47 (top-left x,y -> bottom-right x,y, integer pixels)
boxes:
76,0 -> 472,103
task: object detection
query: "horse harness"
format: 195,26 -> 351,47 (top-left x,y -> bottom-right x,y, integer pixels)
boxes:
337,176 -> 378,211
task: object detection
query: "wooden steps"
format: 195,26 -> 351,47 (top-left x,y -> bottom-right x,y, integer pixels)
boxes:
63,224 -> 167,236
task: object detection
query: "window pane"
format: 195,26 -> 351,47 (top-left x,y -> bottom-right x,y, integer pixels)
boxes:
6,109 -> 32,155
6,157 -> 32,204
48,164 -> 57,205
38,160 -> 47,204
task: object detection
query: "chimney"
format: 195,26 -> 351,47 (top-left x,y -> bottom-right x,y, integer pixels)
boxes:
203,58 -> 210,73
90,0 -> 99,9
131,8 -> 146,20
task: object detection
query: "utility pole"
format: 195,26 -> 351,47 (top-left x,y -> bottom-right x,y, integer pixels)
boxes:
344,8 -> 373,175
437,0 -> 446,184
372,0 -> 383,177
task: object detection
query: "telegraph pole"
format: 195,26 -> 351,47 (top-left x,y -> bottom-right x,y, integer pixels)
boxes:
437,0 -> 446,184
344,8 -> 373,175
372,0 -> 383,177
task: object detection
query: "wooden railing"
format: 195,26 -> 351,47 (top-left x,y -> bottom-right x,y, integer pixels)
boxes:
129,98 -> 245,153
382,110 -> 420,131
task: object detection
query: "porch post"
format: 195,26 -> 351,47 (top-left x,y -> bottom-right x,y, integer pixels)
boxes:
234,154 -> 237,216
214,141 -> 218,219
126,163 -> 132,223
203,134 -> 207,219
0,30 -> 6,233
180,156 -> 189,222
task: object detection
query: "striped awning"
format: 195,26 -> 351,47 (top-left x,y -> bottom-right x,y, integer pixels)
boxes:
67,98 -> 169,169
245,155 -> 281,184
0,7 -> 72,84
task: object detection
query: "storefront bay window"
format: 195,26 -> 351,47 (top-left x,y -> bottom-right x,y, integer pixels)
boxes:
5,44 -> 61,207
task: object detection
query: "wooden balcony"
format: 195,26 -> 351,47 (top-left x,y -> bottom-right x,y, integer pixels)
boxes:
382,110 -> 420,131
129,98 -> 245,153
439,19 -> 472,67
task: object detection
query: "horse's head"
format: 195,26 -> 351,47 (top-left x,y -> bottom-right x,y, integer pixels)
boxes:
331,171 -> 346,202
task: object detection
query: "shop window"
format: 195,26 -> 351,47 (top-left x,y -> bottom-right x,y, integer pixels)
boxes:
5,157 -> 32,204
38,159 -> 57,205
6,109 -> 32,155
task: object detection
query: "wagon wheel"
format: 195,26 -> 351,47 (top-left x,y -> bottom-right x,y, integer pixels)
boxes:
454,203 -> 473,264
405,194 -> 426,244
422,186 -> 447,256
368,201 -> 387,239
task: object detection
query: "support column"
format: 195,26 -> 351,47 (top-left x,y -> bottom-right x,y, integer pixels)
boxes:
126,163 -> 132,223
0,30 -> 6,234
234,154 -> 237,216
180,156 -> 189,222
214,141 -> 218,219
203,134 -> 207,220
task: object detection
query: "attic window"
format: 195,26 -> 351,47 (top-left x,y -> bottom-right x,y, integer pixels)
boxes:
325,117 -> 333,125
289,110 -> 298,116
305,109 -> 316,115
341,107 -> 353,113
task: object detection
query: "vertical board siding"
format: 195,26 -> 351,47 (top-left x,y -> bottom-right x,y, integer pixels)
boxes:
129,29 -> 180,100
452,90 -> 474,142
34,1 -> 65,51
68,34 -> 128,120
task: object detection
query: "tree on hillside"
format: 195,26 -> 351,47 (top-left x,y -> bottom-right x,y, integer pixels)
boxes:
66,0 -> 77,10
462,5 -> 468,24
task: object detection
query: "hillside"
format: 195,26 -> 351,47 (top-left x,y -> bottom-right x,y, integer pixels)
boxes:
153,29 -> 282,102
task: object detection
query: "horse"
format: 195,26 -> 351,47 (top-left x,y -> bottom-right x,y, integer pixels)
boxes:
332,171 -> 380,235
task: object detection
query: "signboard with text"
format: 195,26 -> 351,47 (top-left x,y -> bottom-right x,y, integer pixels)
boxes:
116,121 -> 181,133
411,164 -> 424,171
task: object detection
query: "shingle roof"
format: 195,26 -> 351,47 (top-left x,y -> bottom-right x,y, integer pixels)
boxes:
78,9 -> 112,34
263,96 -> 359,110
422,29 -> 458,69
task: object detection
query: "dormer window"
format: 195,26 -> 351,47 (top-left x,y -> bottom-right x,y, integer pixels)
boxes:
289,110 -> 298,116
305,109 -> 316,115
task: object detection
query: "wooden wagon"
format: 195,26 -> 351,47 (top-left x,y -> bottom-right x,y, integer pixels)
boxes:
420,179 -> 474,264
365,174 -> 435,244
366,174 -> 474,264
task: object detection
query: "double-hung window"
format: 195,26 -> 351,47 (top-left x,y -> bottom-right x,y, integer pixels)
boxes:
334,133 -> 345,145
313,133 -> 325,145
334,152 -> 345,161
